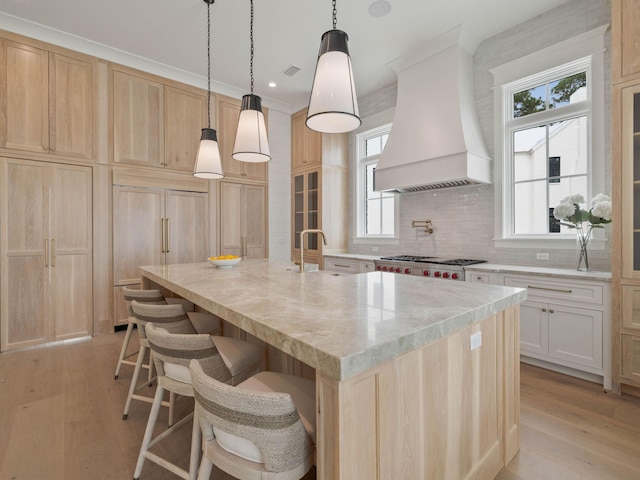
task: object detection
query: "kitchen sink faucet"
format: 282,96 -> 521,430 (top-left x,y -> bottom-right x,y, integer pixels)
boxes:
298,229 -> 327,273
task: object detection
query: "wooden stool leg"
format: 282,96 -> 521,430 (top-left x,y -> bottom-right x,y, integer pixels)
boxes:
196,457 -> 213,480
133,385 -> 165,480
123,344 -> 147,420
114,321 -> 134,379
189,409 -> 201,480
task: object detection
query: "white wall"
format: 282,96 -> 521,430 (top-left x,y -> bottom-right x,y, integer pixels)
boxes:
349,0 -> 612,271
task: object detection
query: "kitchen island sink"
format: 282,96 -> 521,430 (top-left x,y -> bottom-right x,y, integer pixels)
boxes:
139,259 -> 526,480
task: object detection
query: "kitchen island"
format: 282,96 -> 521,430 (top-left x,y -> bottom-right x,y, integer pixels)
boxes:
140,260 -> 526,480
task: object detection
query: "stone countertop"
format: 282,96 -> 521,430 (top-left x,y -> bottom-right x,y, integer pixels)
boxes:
323,253 -> 381,261
140,260 -> 526,381
464,263 -> 612,282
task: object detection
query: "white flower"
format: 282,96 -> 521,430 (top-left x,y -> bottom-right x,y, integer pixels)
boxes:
592,193 -> 611,206
553,202 -> 575,220
591,200 -> 612,221
561,193 -> 585,205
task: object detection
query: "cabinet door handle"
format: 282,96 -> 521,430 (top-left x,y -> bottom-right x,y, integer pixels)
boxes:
165,218 -> 170,253
51,239 -> 55,267
541,307 -> 547,312
161,218 -> 166,253
549,309 -> 555,314
242,236 -> 247,257
527,285 -> 572,293
44,239 -> 49,267
334,263 -> 351,268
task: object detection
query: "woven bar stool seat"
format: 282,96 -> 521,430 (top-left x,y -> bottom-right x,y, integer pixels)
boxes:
132,322 -> 262,480
190,358 -> 316,480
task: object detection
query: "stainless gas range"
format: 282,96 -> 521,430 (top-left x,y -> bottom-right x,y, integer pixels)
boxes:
374,255 -> 486,281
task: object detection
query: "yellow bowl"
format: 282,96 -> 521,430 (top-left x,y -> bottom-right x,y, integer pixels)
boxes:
209,257 -> 241,269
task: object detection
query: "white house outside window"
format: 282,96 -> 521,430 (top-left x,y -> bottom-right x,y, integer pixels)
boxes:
491,26 -> 607,248
355,124 -> 397,239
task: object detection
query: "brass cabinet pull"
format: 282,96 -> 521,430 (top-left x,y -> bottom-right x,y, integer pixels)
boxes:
527,285 -> 572,294
45,239 -> 48,267
334,263 -> 352,268
165,218 -> 170,253
161,218 -> 166,253
549,309 -> 555,314
541,307 -> 547,312
242,236 -> 247,257
51,239 -> 55,267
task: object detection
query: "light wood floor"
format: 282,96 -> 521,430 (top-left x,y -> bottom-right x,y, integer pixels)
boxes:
1,331 -> 640,480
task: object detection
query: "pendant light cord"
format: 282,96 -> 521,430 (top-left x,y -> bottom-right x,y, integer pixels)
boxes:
207,0 -> 212,128
250,0 -> 254,94
332,0 -> 337,29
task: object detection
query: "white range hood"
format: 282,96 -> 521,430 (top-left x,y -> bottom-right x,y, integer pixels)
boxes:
375,27 -> 491,193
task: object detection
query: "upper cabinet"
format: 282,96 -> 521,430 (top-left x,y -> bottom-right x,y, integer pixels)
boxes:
216,94 -> 268,182
291,108 -> 322,171
111,65 -> 207,172
612,0 -> 640,82
0,36 -> 95,159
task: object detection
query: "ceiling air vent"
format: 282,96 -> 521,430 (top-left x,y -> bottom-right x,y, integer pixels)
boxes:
282,64 -> 301,76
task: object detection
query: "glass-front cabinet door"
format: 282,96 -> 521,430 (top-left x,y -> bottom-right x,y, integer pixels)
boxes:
622,85 -> 640,278
292,169 -> 320,260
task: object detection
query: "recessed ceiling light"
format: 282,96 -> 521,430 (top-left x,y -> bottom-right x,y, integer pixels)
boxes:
268,82 -> 276,88
368,0 -> 391,18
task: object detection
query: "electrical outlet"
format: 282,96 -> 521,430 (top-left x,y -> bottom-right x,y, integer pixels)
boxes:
536,252 -> 549,260
470,332 -> 482,351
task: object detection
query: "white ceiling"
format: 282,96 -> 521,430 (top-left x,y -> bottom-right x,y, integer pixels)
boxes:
0,0 -> 572,113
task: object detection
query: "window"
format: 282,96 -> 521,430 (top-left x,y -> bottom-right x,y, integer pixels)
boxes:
355,124 -> 397,238
490,26 -> 607,247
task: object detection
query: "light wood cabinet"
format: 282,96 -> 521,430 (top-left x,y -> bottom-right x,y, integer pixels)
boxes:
612,0 -> 640,82
112,182 -> 209,326
291,108 -> 322,171
218,181 -> 267,259
0,37 -> 95,159
612,0 -> 640,392
291,108 -> 348,268
111,66 -> 207,172
0,158 -> 93,351
216,95 -> 268,182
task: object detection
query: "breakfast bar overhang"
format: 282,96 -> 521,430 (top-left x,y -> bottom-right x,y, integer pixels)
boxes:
139,260 -> 526,480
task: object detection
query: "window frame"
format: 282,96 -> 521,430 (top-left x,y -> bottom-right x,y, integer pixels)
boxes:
353,122 -> 399,243
490,26 -> 608,249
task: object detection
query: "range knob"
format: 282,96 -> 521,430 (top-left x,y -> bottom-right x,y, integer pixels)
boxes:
376,265 -> 382,271
382,266 -> 388,272
442,272 -> 450,279
395,267 -> 402,273
404,268 -> 411,274
434,271 -> 441,278
451,273 -> 459,280
423,270 -> 430,277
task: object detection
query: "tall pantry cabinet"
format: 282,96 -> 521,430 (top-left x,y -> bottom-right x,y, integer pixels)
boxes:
612,0 -> 640,393
216,95 -> 268,259
0,159 -> 93,351
0,31 -> 96,352
290,108 -> 348,268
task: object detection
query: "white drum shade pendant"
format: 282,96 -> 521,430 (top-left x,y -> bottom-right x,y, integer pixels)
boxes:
232,0 -> 271,163
306,0 -> 361,134
194,0 -> 224,179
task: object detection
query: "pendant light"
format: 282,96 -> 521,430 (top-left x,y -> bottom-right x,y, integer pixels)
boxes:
194,0 -> 224,179
232,0 -> 271,163
306,0 -> 361,134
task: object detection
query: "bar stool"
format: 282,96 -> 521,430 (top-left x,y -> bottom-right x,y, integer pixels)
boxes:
122,300 -> 222,421
114,287 -> 198,380
189,358 -> 316,480
133,322 -> 263,480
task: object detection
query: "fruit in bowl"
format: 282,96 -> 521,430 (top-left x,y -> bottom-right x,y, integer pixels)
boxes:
208,255 -> 241,268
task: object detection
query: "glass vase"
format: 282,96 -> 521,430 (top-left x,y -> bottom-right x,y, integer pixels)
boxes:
575,225 -> 592,271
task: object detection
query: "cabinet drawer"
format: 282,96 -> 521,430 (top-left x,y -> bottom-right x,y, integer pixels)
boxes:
467,273 -> 493,284
324,258 -> 359,274
504,276 -> 603,305
622,285 -> 640,332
